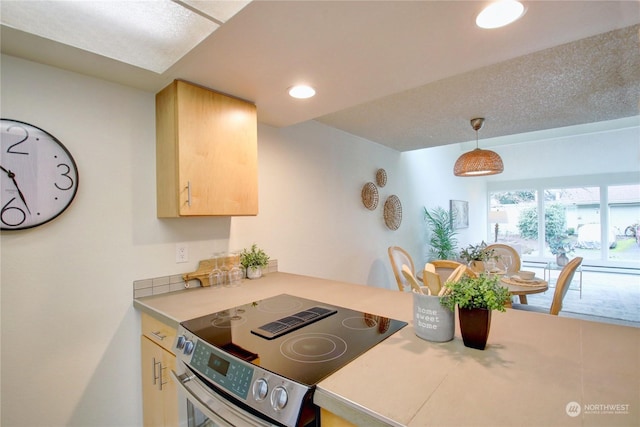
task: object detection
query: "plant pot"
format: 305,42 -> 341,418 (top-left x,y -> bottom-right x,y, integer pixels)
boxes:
458,307 -> 492,350
412,290 -> 455,342
246,266 -> 263,280
468,261 -> 484,274
556,253 -> 569,266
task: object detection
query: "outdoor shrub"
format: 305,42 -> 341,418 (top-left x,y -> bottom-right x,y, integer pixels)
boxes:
517,203 -> 567,243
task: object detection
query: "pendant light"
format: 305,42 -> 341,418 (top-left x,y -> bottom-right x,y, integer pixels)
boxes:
453,118 -> 504,177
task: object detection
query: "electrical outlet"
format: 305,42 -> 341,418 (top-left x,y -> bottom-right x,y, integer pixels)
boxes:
176,243 -> 188,263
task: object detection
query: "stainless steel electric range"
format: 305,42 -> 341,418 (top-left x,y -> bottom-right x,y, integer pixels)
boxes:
171,294 -> 407,427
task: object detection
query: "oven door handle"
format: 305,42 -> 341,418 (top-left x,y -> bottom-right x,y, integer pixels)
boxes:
170,369 -> 274,427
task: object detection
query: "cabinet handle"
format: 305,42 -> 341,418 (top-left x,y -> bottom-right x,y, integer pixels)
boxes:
152,358 -> 161,385
159,364 -> 168,391
186,181 -> 191,207
150,331 -> 166,341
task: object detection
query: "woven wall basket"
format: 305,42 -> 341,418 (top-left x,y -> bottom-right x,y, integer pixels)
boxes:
361,182 -> 379,210
383,195 -> 402,230
376,168 -> 387,187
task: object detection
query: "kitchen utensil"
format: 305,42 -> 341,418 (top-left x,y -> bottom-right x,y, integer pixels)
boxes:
422,269 -> 441,296
402,264 -> 424,294
438,264 -> 466,296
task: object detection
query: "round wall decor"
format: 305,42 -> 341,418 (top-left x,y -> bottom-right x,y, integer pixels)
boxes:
361,182 -> 379,210
376,168 -> 387,187
383,195 -> 402,230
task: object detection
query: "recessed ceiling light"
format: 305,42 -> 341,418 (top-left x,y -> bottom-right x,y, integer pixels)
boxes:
476,0 -> 525,29
288,85 -> 316,99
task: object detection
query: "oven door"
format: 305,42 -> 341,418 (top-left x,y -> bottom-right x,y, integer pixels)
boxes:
171,367 -> 275,427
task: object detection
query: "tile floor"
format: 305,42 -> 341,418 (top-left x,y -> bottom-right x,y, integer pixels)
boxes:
511,265 -> 640,328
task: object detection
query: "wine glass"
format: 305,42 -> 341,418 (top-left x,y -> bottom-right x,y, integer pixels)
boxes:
484,259 -> 496,276
208,253 -> 224,289
501,255 -> 513,277
227,251 -> 244,288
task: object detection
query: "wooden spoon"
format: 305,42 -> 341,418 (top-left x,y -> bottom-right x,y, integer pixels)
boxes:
422,269 -> 442,296
401,264 -> 424,294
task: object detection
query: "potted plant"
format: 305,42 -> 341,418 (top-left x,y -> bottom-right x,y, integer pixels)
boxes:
240,244 -> 270,279
440,274 -> 510,350
459,241 -> 497,273
424,206 -> 458,260
548,235 -> 574,266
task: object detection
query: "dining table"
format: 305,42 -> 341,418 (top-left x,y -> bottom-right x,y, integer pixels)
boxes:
499,274 -> 549,306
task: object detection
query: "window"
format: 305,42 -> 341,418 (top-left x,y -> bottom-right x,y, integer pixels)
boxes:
608,184 -> 640,262
544,187 -> 600,262
489,190 -> 539,256
490,183 -> 640,268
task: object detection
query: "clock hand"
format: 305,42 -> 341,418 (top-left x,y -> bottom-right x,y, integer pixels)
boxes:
11,176 -> 32,215
0,166 -> 31,215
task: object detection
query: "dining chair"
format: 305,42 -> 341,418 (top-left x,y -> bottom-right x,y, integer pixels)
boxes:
549,257 -> 583,315
512,257 -> 583,315
388,246 -> 415,291
485,244 -> 521,276
429,260 -> 477,284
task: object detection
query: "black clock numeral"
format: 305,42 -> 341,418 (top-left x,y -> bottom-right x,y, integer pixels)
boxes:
1,197 -> 27,227
5,124 -> 29,155
55,163 -> 75,191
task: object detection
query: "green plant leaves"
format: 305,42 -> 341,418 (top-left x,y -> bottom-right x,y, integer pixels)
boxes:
440,274 -> 510,312
240,244 -> 270,268
424,207 -> 458,260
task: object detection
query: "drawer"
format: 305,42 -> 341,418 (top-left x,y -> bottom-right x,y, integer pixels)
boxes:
141,312 -> 177,353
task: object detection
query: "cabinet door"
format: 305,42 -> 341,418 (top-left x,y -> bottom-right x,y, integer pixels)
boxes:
141,336 -> 178,427
156,80 -> 258,217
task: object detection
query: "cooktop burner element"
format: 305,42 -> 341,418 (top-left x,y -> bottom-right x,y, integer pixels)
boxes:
258,297 -> 305,314
280,333 -> 348,363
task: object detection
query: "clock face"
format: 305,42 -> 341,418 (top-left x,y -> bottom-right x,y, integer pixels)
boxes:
1,119 -> 79,230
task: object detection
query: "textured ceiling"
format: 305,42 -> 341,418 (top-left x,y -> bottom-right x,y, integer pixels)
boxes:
318,25 -> 640,151
1,1 -> 639,152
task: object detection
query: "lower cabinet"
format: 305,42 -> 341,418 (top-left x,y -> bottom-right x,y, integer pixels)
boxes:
141,313 -> 178,427
320,408 -> 357,427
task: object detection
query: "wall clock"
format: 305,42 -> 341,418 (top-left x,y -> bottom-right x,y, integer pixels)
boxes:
1,119 -> 79,230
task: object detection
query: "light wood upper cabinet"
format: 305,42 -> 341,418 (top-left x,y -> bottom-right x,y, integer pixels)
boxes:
156,80 -> 258,217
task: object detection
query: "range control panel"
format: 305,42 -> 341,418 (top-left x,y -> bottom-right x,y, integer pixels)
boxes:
189,341 -> 254,399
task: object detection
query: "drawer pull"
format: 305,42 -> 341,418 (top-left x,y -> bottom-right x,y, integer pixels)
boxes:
150,331 -> 166,341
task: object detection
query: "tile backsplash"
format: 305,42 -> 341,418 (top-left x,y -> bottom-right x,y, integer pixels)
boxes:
133,259 -> 278,299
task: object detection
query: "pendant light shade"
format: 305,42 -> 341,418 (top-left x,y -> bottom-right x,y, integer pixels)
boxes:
454,118 -> 504,177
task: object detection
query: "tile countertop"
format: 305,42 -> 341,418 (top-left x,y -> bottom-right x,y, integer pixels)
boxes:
134,272 -> 639,427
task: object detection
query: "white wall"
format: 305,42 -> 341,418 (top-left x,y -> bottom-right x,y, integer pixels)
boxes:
403,143 -> 489,260
1,55 -> 463,426
231,121 -> 411,287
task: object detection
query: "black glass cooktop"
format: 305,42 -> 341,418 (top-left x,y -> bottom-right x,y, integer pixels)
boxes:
180,294 -> 407,385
